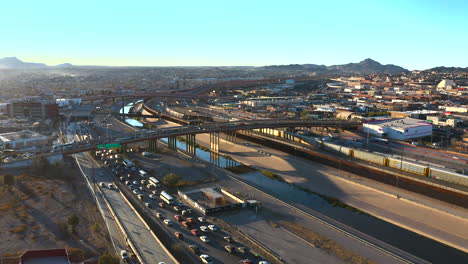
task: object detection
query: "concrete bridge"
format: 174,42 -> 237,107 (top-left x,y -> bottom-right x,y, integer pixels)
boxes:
2,119 -> 360,165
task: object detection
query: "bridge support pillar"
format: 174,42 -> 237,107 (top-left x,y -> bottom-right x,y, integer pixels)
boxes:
148,139 -> 158,152
168,136 -> 177,151
210,132 -> 219,153
185,134 -> 196,155
224,131 -> 237,143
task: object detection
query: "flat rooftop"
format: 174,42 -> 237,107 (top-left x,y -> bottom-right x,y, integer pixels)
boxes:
370,118 -> 431,128
0,130 -> 46,142
22,256 -> 70,264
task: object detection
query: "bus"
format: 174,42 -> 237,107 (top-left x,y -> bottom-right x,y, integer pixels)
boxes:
160,191 -> 175,205
122,159 -> 133,167
52,142 -> 74,152
148,177 -> 160,187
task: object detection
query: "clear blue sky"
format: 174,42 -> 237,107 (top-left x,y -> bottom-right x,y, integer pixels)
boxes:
1,0 -> 467,69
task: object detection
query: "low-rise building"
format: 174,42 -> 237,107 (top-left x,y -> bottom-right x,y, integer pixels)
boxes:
0,130 -> 50,150
363,118 -> 432,140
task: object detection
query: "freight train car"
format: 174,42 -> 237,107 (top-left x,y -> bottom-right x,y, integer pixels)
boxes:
352,150 -> 386,165
387,158 -> 428,176
429,167 -> 468,186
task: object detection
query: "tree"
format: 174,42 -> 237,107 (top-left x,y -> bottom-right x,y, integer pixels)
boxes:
98,254 -> 119,264
68,214 -> 79,233
162,173 -> 181,187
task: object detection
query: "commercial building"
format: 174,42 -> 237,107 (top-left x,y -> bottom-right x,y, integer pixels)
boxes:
0,130 -> 50,150
363,118 -> 432,140
6,100 -> 59,119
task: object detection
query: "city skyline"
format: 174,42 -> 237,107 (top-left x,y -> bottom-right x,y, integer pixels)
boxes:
1,0 -> 467,69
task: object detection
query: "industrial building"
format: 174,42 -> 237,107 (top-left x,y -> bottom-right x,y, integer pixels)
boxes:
0,130 -> 50,150
363,118 -> 432,140
6,100 -> 59,119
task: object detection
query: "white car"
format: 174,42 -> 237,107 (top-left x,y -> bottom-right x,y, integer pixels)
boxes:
200,235 -> 210,243
120,250 -> 129,260
199,254 -> 213,264
208,224 -> 218,231
259,261 -> 270,264
163,219 -> 172,226
199,225 -> 208,232
149,194 -> 156,199
198,217 -> 206,223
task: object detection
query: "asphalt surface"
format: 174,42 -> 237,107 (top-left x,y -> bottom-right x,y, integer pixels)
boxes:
66,122 -> 176,264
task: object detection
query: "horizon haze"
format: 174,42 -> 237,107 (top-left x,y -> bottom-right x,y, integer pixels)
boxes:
1,0 -> 467,70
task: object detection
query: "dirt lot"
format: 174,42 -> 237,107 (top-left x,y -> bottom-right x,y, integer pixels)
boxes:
0,161 -> 113,263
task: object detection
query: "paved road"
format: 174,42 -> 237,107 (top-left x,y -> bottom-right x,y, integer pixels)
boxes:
197,132 -> 468,252
67,123 -> 176,264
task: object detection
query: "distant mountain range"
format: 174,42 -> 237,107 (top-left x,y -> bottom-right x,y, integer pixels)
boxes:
262,58 -> 409,74
1,56 -> 466,74
0,57 -> 72,69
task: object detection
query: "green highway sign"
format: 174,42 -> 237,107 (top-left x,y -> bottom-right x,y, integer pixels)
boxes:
97,143 -> 122,149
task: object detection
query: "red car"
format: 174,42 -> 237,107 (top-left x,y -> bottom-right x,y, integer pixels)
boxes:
186,217 -> 194,223
174,214 -> 183,222
242,260 -> 253,264
191,229 -> 200,236
158,202 -> 165,208
175,232 -> 183,240
182,221 -> 191,229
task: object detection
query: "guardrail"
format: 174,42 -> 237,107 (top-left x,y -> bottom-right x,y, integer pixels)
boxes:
98,186 -> 147,264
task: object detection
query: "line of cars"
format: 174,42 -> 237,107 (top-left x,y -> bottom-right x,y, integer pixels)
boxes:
97,150 -> 271,264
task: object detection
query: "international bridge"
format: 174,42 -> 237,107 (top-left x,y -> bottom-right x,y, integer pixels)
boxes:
6,119 -> 361,164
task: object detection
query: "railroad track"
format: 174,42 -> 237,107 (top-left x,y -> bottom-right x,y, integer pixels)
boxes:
214,166 -> 431,264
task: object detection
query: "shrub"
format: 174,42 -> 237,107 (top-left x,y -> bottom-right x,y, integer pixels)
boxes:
162,173 -> 181,187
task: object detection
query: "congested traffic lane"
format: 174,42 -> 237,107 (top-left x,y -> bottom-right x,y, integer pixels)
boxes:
108,160 -> 252,264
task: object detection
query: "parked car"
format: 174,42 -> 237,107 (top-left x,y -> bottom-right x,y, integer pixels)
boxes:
186,217 -> 195,224
173,206 -> 181,212
149,194 -> 156,199
156,213 -> 164,219
259,261 -> 270,264
197,217 -> 206,223
182,221 -> 191,229
200,235 -> 210,243
189,245 -> 200,255
199,254 -> 213,264
224,245 -> 235,254
208,224 -> 218,231
174,215 -> 183,222
200,226 -> 208,232
120,250 -> 129,260
175,232 -> 183,240
163,219 -> 172,226
241,260 -> 253,264
191,229 -> 200,236
237,247 -> 247,254
158,202 -> 165,208
224,236 -> 233,243
145,202 -> 151,208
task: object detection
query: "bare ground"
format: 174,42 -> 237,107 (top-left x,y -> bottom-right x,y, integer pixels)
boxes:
0,161 -> 113,263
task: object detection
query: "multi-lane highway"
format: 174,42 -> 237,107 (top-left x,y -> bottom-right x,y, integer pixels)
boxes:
65,122 -> 177,264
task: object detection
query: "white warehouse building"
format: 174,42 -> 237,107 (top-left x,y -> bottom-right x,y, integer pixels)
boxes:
363,118 -> 432,140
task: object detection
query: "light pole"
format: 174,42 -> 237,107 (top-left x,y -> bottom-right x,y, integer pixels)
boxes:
106,124 -> 112,142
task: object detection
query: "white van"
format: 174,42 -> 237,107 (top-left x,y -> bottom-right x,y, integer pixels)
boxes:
139,170 -> 148,177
